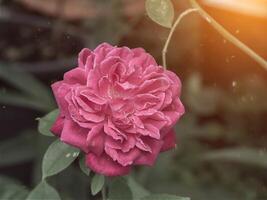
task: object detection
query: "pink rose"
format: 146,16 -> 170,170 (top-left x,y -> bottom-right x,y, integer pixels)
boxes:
51,43 -> 184,176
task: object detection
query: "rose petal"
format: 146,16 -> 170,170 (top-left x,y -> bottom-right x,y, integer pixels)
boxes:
134,138 -> 163,166
78,48 -> 93,69
136,138 -> 152,152
115,81 -> 136,91
161,129 -> 176,152
105,135 -> 136,153
143,118 -> 167,130
61,120 -> 89,152
86,124 -> 105,156
51,82 -> 70,117
50,115 -> 64,136
135,108 -> 158,117
131,116 -> 144,128
106,47 -> 133,62
98,77 -> 110,97
86,152 -> 131,176
104,123 -> 126,141
100,56 -> 121,75
137,123 -> 160,139
80,110 -> 105,123
138,78 -> 170,94
163,104 -> 185,128
94,43 -> 113,55
165,70 -> 182,97
86,68 -> 101,89
105,146 -> 140,166
131,47 -> 146,57
129,52 -> 157,69
80,90 -> 107,105
93,43 -> 113,65
64,68 -> 87,85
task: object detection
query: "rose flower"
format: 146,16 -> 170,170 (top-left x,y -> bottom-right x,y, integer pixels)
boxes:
51,43 -> 184,176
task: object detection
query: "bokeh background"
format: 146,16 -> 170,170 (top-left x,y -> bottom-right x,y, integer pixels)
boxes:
1,0 -> 267,199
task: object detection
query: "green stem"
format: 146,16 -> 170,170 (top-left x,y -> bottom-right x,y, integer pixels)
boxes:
189,0 -> 267,70
162,8 -> 198,69
101,184 -> 107,200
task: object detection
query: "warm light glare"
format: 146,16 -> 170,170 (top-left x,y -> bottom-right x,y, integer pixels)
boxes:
203,0 -> 267,17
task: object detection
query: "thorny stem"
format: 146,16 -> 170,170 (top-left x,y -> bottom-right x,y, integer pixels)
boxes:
189,0 -> 267,71
162,8 -> 198,69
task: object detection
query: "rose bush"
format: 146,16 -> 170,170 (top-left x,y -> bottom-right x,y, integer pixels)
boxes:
50,43 -> 184,176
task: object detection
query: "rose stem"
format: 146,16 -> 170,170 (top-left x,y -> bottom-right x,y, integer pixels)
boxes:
162,8 -> 198,69
189,0 -> 267,70
101,183 -> 107,200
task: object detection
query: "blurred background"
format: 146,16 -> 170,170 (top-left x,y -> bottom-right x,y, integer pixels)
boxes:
1,0 -> 267,199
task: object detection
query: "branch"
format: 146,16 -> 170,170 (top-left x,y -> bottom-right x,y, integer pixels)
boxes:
162,8 -> 198,69
189,0 -> 267,71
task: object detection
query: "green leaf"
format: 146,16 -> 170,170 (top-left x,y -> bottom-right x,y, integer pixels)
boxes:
79,156 -> 90,176
38,109 -> 59,137
127,176 -> 150,200
91,174 -> 105,195
49,165 -> 89,200
141,194 -> 190,200
109,177 -> 133,200
42,139 -> 80,179
0,64 -> 54,108
0,90 -> 51,112
0,132 -> 36,167
26,180 -> 61,200
202,148 -> 267,168
184,73 -> 220,115
0,176 -> 29,200
145,0 -> 174,28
